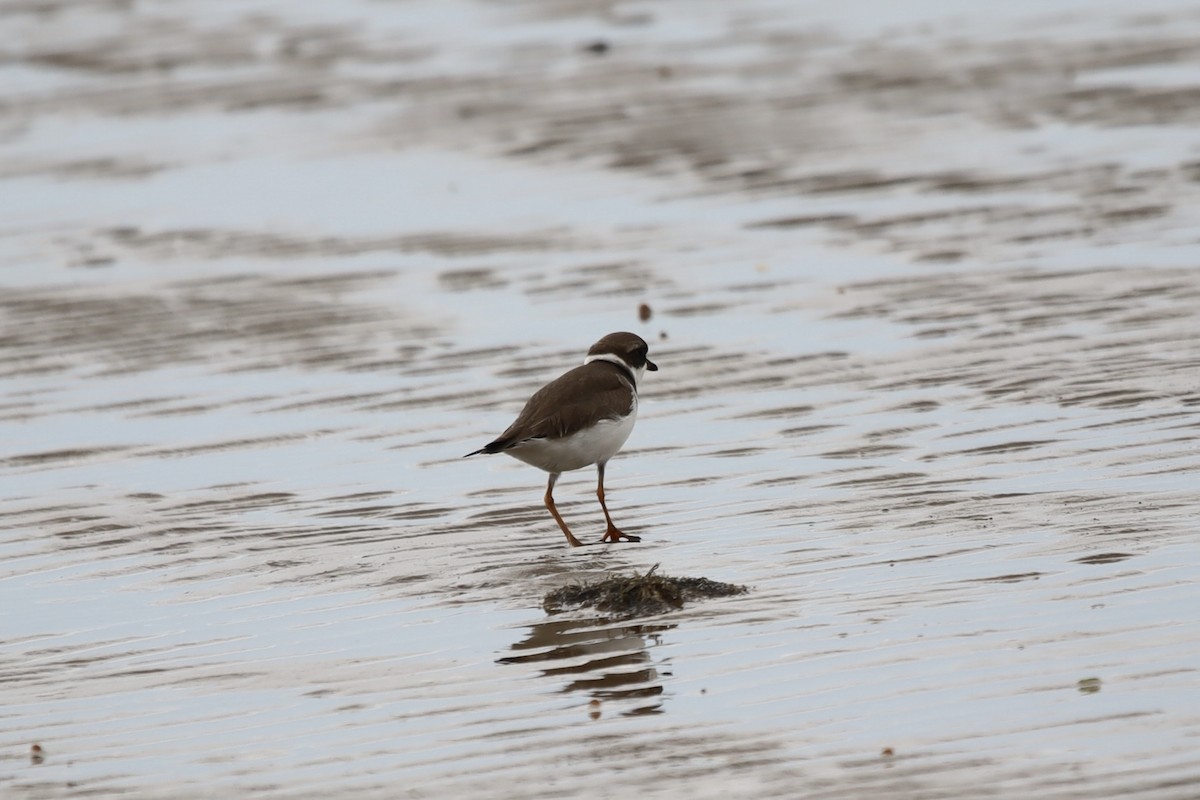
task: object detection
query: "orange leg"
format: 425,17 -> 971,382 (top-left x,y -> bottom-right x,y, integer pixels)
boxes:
545,473 -> 585,547
596,461 -> 641,543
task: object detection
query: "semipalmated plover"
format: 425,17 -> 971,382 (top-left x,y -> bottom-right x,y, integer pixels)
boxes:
465,332 -> 658,547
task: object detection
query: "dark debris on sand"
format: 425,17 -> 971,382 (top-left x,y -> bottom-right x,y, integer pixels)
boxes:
543,564 -> 747,617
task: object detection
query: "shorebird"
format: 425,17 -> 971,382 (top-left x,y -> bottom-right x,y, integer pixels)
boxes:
464,332 -> 657,547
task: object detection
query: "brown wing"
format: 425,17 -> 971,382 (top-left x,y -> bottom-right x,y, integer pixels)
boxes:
493,361 -> 634,448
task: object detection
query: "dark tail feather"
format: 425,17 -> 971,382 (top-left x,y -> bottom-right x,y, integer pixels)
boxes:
463,439 -> 509,458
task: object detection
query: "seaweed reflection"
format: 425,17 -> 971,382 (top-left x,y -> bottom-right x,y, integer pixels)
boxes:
499,618 -> 674,715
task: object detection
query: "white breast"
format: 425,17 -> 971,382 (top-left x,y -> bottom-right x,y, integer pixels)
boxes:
507,400 -> 638,474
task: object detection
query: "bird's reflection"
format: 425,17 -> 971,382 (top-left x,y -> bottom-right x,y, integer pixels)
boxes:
499,618 -> 675,715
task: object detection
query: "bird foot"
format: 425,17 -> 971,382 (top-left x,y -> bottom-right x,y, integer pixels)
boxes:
600,528 -> 641,543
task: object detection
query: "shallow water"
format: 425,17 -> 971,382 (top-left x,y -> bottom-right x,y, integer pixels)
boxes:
3,0 -> 1200,797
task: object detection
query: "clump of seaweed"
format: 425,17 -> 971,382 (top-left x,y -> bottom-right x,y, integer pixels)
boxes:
543,564 -> 748,617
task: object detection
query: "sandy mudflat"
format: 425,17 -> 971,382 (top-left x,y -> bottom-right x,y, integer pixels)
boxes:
2,1 -> 1199,797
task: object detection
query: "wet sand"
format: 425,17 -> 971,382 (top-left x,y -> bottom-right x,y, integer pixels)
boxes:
3,0 -> 1200,797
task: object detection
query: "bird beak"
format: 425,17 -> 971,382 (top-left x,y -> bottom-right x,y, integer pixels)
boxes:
645,358 -> 658,371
